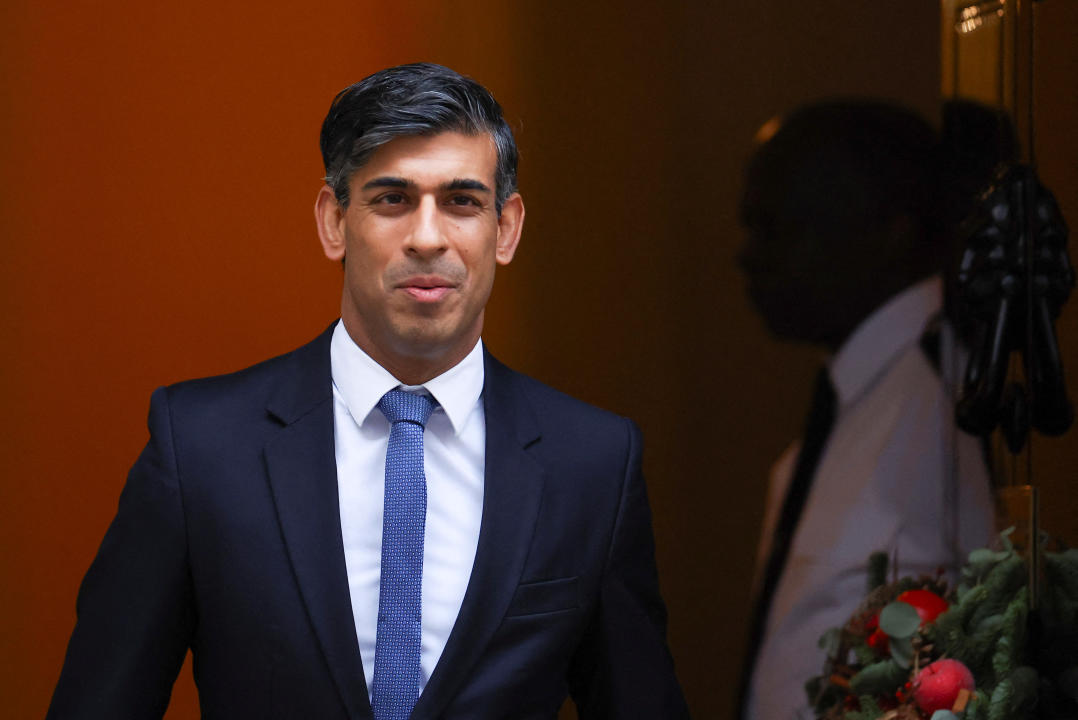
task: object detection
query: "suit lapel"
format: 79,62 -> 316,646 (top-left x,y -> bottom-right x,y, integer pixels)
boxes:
411,351 -> 545,720
263,325 -> 374,720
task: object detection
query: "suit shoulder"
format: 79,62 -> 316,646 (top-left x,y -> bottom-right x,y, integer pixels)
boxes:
487,354 -> 638,441
159,324 -> 333,418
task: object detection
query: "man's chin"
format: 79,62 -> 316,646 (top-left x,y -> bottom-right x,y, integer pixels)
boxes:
752,302 -> 822,344
389,321 -> 476,359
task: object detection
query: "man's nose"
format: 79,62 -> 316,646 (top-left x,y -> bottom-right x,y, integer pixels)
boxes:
406,196 -> 448,256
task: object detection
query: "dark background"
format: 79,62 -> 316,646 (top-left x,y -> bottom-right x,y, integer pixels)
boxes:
3,2 -> 1075,717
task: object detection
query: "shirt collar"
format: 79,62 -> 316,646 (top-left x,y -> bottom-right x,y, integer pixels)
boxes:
329,319 -> 485,435
828,275 -> 942,408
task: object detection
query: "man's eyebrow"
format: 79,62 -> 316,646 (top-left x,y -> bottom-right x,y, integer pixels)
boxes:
443,178 -> 492,193
360,176 -> 413,191
359,177 -> 492,194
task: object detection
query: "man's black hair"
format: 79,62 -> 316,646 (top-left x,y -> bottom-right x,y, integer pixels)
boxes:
752,99 -> 941,235
320,63 -> 518,214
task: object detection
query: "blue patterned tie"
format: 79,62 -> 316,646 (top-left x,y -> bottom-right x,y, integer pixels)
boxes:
372,389 -> 436,720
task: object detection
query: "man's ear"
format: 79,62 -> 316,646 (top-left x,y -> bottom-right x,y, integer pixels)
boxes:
315,184 -> 346,261
495,192 -> 525,266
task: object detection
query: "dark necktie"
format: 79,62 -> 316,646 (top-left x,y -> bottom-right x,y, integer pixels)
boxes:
372,389 -> 436,720
737,367 -> 838,718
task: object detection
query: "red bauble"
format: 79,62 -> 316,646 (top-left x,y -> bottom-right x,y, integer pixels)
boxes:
863,611 -> 889,653
913,659 -> 975,714
897,589 -> 949,626
866,626 -> 890,653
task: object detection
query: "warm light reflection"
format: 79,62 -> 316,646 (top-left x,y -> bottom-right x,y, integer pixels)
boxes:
956,0 -> 1005,35
753,115 -> 783,146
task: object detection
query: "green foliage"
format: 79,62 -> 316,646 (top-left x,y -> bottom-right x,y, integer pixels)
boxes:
1043,550 -> 1078,633
889,635 -> 914,668
991,586 -> 1029,679
969,554 -> 1026,629
852,643 -> 876,666
958,528 -> 1015,600
849,659 -> 906,696
818,628 -> 841,657
935,540 -> 1035,719
933,547 -> 1029,688
1040,550 -> 1078,719
804,530 -> 1078,719
867,551 -> 888,592
880,601 -> 921,638
806,675 -> 845,718
934,584 -> 995,678
843,695 -> 883,720
965,691 -> 988,720
938,583 -> 988,639
986,666 -> 1038,720
1044,548 -> 1078,597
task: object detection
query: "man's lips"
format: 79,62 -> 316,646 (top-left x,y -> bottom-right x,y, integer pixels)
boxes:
396,276 -> 456,302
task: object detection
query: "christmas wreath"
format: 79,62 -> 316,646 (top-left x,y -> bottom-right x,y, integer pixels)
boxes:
806,530 -> 1078,719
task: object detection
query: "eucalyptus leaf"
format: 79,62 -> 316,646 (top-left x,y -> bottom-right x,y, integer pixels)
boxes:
880,601 -> 921,638
849,659 -> 907,695
1000,526 -> 1015,552
931,712 -> 961,720
890,634 -> 913,668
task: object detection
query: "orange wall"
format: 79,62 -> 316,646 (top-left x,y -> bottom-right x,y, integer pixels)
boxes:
3,3 -> 1075,718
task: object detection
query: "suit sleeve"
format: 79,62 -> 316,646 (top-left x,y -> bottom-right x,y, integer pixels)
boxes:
48,387 -> 195,719
568,418 -> 691,718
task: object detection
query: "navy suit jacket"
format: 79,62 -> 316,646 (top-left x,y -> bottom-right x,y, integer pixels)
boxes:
49,325 -> 689,719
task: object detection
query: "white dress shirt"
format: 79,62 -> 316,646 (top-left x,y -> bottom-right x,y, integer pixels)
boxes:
747,277 -> 996,719
330,320 -> 485,698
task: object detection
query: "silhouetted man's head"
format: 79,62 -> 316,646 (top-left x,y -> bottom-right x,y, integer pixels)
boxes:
739,100 -> 941,349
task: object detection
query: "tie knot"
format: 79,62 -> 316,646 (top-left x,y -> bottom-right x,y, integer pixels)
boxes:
378,389 -> 436,427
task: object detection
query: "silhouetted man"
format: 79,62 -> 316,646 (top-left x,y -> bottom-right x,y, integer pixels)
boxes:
737,100 -> 995,720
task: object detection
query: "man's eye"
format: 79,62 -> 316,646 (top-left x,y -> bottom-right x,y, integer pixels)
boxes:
375,192 -> 407,205
448,195 -> 480,207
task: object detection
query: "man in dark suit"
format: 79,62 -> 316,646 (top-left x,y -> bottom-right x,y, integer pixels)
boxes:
48,63 -> 688,719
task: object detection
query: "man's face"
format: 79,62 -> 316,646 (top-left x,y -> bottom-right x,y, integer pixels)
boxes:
738,153 -> 836,343
316,131 -> 523,379
737,144 -> 876,348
